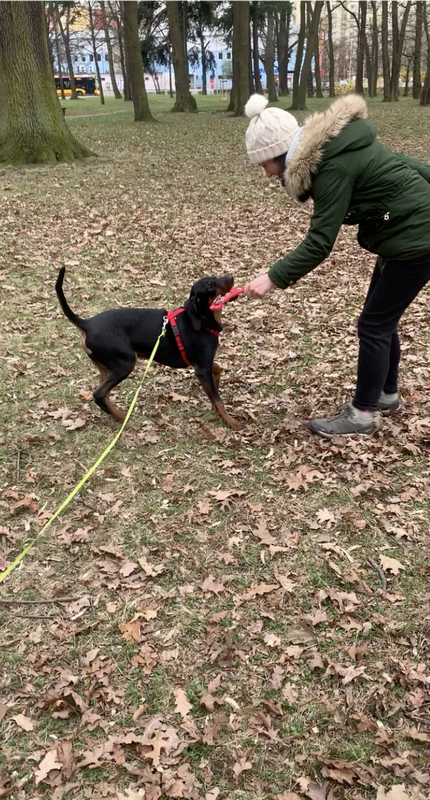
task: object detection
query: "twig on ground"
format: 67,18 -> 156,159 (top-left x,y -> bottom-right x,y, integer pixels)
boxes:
367,558 -> 387,594
0,597 -> 80,605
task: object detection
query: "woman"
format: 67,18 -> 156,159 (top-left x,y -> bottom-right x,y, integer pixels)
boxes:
244,94 -> 430,438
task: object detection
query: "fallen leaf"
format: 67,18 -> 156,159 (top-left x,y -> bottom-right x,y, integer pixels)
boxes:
233,756 -> 252,780
12,713 -> 34,732
278,793 -> 302,800
342,665 -> 367,685
173,688 -> 192,718
201,575 -> 225,594
0,704 -> 8,723
117,789 -> 146,800
35,749 -> 63,786
379,554 -> 406,574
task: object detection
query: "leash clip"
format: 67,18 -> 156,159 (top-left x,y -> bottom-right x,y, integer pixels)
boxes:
162,315 -> 169,333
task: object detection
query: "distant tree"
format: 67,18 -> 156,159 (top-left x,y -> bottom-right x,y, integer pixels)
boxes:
109,1 -> 130,100
413,1 -> 425,99
227,1 -> 250,115
88,1 -> 105,104
189,1 -> 219,95
167,0 -> 197,111
275,2 -> 293,96
0,1 -> 93,164
123,0 -> 155,119
100,0 -> 122,98
325,1 -> 335,96
293,1 -> 323,110
420,3 -> 430,105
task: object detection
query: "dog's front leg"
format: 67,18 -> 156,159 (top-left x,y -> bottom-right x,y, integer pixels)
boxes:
194,366 -> 242,431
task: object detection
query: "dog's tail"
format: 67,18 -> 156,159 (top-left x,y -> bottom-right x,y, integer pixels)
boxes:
55,268 -> 87,330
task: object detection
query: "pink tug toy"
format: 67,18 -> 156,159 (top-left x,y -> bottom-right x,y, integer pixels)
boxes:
209,286 -> 245,311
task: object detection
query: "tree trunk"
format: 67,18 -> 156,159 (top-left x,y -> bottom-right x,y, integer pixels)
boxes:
355,1 -> 367,95
381,1 -> 391,101
420,4 -> 430,105
314,29 -> 323,97
252,3 -> 263,94
54,24 -> 65,100
111,2 -> 130,100
296,1 -> 323,110
227,1 -> 250,116
123,0 -> 155,119
277,5 -> 290,96
0,1 -> 93,164
403,56 -> 412,96
167,0 -> 197,112
248,21 -> 254,95
168,47 -> 173,98
58,8 -> 77,100
370,1 -> 378,97
88,2 -> 105,105
265,10 -> 278,102
413,1 -> 425,99
200,32 -> 207,95
101,0 -> 122,99
391,1 -> 412,101
291,1 -> 306,108
326,1 -> 335,97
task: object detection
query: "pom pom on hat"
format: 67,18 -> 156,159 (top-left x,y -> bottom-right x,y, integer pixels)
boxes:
245,94 -> 269,119
245,94 -> 299,166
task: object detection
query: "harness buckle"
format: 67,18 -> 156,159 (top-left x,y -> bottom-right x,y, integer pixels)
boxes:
162,315 -> 168,333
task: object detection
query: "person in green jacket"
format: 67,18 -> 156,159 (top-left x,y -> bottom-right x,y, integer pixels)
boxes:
244,93 -> 430,438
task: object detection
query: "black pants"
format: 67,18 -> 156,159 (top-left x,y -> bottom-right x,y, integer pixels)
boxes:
353,253 -> 430,411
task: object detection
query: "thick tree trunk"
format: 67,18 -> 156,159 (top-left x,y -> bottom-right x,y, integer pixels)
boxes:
413,1 -> 425,99
296,1 -> 323,110
420,5 -> 430,105
355,1 -> 367,95
0,1 -> 93,164
167,0 -> 197,112
326,1 -> 335,97
58,9 -> 77,100
123,0 -> 155,119
265,10 -> 278,102
252,3 -> 263,94
101,0 -> 122,99
381,1 -> 391,101
291,1 -> 306,108
391,1 -> 412,101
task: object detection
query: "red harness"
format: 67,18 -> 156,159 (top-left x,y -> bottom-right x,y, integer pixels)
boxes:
166,308 -> 219,367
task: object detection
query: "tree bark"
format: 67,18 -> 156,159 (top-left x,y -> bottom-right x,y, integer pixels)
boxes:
200,31 -> 207,95
58,7 -> 77,100
355,1 -> 366,95
227,1 -> 250,116
276,4 -> 290,96
123,0 -> 155,119
413,1 -> 425,99
370,1 -> 378,97
88,2 -> 105,105
326,1 -> 335,97
0,1 -> 93,164
291,1 -> 306,108
403,55 -> 413,96
391,1 -> 412,101
381,0 -> 391,101
420,3 -> 430,105
314,27 -> 323,97
265,9 -> 278,102
251,2 -> 263,94
248,21 -> 254,95
167,0 -> 197,112
295,1 -> 323,110
101,0 -> 122,99
110,1 -> 130,100
54,23 -> 65,100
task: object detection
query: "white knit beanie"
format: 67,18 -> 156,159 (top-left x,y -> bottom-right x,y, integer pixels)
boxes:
245,94 -> 299,165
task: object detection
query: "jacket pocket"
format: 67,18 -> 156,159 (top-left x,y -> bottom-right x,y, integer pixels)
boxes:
357,211 -> 391,250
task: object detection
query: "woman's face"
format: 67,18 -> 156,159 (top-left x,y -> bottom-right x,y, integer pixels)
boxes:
261,159 -> 283,179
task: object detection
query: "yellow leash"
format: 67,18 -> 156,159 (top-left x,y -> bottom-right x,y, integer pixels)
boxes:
0,320 -> 168,585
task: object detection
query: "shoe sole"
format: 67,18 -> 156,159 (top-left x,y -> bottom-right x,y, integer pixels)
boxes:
378,404 -> 400,415
308,423 -> 376,438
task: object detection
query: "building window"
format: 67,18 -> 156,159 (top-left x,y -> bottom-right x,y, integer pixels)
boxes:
218,52 -> 222,60
89,54 -> 94,62
226,52 -> 231,59
97,54 -> 101,61
218,74 -> 223,79
81,56 -> 85,62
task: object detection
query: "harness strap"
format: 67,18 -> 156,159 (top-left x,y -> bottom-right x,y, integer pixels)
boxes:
166,308 -> 220,367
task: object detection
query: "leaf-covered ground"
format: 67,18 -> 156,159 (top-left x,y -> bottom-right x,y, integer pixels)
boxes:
1,96 -> 430,800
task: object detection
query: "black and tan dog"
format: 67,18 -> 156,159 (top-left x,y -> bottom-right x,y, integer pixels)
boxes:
55,268 -> 242,430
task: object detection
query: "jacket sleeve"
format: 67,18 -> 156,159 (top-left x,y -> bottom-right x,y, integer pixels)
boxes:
268,165 -> 355,288
396,153 -> 430,183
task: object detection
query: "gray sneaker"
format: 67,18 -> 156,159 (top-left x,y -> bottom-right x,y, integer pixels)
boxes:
378,391 -> 400,413
309,401 -> 382,438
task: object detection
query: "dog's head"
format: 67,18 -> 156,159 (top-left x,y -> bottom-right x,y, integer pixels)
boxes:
185,276 -> 234,331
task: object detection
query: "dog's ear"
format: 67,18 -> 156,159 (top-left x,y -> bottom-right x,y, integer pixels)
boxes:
184,295 -> 202,331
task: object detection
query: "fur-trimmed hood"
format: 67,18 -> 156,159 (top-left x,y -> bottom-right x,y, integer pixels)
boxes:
284,94 -> 369,202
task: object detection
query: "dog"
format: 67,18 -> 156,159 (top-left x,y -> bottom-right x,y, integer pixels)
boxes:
55,268 -> 242,430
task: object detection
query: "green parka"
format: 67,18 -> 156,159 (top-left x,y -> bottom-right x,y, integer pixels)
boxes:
268,95 -> 430,289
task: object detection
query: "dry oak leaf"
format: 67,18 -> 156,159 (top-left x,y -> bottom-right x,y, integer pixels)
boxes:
278,794 -> 302,800
11,713 -> 34,732
117,789 -> 146,800
300,779 -> 330,800
233,757 -> 252,780
342,665 -> 368,685
173,688 -> 192,719
376,785 -> 427,800
242,582 -> 279,601
35,749 -> 63,786
405,726 -> 430,742
119,616 -> 142,643
379,554 -> 406,575
201,575 -> 226,595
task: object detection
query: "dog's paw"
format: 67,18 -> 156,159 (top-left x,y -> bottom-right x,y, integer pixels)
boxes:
227,417 -> 243,431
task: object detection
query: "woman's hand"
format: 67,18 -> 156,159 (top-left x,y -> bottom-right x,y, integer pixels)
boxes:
244,274 -> 275,299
